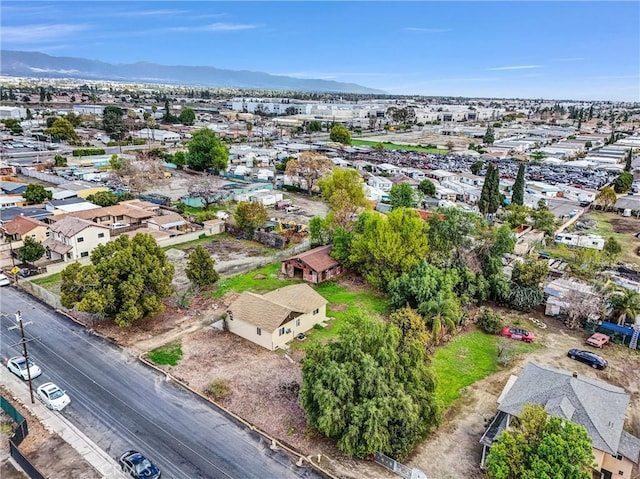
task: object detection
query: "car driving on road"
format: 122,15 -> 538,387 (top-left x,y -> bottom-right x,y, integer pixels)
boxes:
6,356 -> 42,380
567,348 -> 608,369
36,382 -> 70,411
119,450 -> 161,479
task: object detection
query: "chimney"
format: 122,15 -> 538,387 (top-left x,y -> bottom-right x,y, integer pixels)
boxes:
572,372 -> 578,378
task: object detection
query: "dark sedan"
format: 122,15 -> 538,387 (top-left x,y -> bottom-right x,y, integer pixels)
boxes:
119,451 -> 161,479
567,349 -> 607,370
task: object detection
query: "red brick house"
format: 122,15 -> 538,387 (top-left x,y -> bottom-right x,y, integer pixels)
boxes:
281,245 -> 343,284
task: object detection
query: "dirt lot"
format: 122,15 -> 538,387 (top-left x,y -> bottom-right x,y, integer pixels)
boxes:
0,388 -> 98,479
361,130 -> 473,152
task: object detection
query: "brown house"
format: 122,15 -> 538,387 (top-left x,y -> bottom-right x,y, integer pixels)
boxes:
281,245 -> 343,284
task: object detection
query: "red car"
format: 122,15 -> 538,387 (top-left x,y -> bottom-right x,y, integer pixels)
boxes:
500,327 -> 535,343
585,333 -> 610,348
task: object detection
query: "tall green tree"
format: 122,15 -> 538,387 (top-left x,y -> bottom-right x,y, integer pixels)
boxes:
418,290 -> 463,343
329,124 -> 352,145
318,168 -> 369,229
603,236 -> 622,265
608,288 -> 640,325
178,107 -> 196,126
87,191 -> 120,207
426,207 -> 483,265
60,234 -> 174,327
388,183 -> 416,209
234,201 -> 268,237
103,106 -> 127,141
478,164 -> 500,215
483,125 -> 495,144
509,257 -> 548,312
300,312 -> 439,459
22,183 -> 52,204
613,171 -> 633,193
418,179 -> 436,197
470,160 -> 484,176
486,403 -> 594,479
389,306 -> 431,346
18,237 -> 45,265
595,186 -> 617,211
309,216 -> 333,247
186,128 -> 229,172
624,148 -> 633,172
185,245 -> 219,288
511,164 -> 525,206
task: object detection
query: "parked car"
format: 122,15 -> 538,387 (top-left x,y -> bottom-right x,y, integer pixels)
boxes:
585,333 -> 610,348
6,356 -> 42,380
36,382 -> 70,411
17,268 -> 38,278
567,349 -> 607,369
119,450 -> 161,479
500,327 -> 535,343
0,273 -> 10,286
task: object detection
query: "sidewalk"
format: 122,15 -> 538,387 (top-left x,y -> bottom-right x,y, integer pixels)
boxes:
1,367 -> 125,479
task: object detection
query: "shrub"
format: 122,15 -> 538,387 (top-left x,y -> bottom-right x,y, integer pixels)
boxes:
207,379 -> 230,400
476,308 -> 504,334
72,148 -> 106,157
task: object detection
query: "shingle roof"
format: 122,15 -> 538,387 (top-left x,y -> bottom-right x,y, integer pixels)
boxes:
228,284 -> 327,333
619,431 -> 640,463
49,216 -> 109,238
499,363 -> 632,457
43,238 -> 72,255
284,245 -> 339,272
2,215 -> 47,236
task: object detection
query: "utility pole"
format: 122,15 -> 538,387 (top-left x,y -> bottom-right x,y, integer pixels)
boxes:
7,311 -> 36,404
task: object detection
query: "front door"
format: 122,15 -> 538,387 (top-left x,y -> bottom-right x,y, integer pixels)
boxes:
600,469 -> 613,479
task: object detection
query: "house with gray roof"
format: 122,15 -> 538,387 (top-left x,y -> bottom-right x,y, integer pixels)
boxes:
226,284 -> 327,351
480,362 -> 640,479
44,217 -> 110,262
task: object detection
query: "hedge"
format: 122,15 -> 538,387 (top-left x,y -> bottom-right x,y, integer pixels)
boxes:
72,148 -> 106,157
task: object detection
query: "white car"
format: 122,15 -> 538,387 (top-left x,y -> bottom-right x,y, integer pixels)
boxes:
7,356 -> 42,380
37,382 -> 70,411
0,274 -> 10,286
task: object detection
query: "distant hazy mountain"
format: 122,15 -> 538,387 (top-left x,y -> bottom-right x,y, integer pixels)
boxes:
1,50 -> 384,94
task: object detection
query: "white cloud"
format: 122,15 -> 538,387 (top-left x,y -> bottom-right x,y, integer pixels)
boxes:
487,65 -> 542,71
167,22 -> 259,33
403,27 -> 450,33
1,24 -> 90,43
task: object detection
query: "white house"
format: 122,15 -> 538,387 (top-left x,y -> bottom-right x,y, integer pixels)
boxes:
226,284 -> 328,351
44,217 -> 110,261
554,233 -> 605,250
367,176 -> 393,193
134,129 -> 180,143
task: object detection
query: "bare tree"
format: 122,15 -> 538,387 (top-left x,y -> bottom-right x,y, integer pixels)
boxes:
285,152 -> 333,194
188,181 -> 231,210
562,288 -> 602,329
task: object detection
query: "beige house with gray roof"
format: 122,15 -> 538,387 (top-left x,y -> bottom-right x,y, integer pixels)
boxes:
226,284 -> 327,350
44,217 -> 110,262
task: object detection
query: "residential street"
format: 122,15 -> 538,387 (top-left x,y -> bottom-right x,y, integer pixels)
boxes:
0,287 -> 321,479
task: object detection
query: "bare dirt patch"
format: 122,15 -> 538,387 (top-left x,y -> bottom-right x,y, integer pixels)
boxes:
611,216 -> 640,235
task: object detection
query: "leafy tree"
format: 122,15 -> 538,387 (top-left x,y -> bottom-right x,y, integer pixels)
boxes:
373,142 -> 384,151
511,164 -> 525,206
309,216 -> 333,247
109,154 -> 125,172
172,151 -> 186,169
613,171 -> 633,194
274,156 -> 292,172
476,308 -> 504,334
509,257 -> 548,312
60,234 -> 174,327
308,120 -> 322,132
178,107 -> 196,126
418,179 -> 436,197
103,106 -> 127,141
234,201 -> 268,237
486,403 -> 594,479
349,209 -> 429,290
483,125 -> 495,145
18,237 -> 45,264
502,204 -> 530,229
418,290 -> 463,342
285,152 -> 333,194
2,118 -> 23,134
603,236 -> 622,265
44,118 -> 78,141
388,183 -> 416,209
65,112 -> 82,127
389,306 -> 430,346
319,168 -> 369,229
426,207 -> 483,265
388,260 -> 460,310
595,186 -> 617,211
470,160 -> 484,176
87,191 -> 120,207
300,312 -> 439,459
53,154 -> 67,167
185,245 -> 219,287
186,128 -> 229,172
22,183 -> 52,204
608,288 -> 640,325
624,148 -> 632,172
531,205 -> 558,236
329,124 -> 352,145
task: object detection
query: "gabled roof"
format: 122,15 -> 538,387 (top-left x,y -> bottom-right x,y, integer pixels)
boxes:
499,363 -> 635,459
284,245 -> 339,272
228,284 -> 327,333
0,207 -> 51,224
43,238 -> 73,255
49,216 -> 109,237
2,215 -> 47,235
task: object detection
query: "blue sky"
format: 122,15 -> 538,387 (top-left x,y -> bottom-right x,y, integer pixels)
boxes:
2,1 -> 639,101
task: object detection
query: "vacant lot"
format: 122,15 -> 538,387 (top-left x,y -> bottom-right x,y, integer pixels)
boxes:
351,139 -> 448,154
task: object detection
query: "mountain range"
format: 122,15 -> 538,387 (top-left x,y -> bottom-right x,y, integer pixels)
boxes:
0,50 -> 384,94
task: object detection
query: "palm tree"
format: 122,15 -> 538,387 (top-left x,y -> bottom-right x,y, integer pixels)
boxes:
419,292 -> 463,344
608,289 -> 640,325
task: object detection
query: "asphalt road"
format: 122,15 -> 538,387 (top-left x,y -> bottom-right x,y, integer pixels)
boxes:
0,287 -> 321,479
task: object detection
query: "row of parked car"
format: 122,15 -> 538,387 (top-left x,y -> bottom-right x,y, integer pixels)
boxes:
6,355 -> 161,479
500,326 -> 610,370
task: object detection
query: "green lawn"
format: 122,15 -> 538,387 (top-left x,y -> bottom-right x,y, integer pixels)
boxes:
587,211 -> 640,265
210,262 -> 300,298
351,139 -> 448,154
432,331 -> 538,408
30,271 -> 62,293
147,341 -> 183,366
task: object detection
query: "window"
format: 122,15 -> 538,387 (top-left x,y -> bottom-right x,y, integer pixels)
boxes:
611,454 -> 623,461
313,308 -> 319,315
295,318 -> 300,327
77,237 -> 84,243
80,252 -> 89,258
98,233 -> 105,238
256,327 -> 261,336
279,327 -> 285,336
